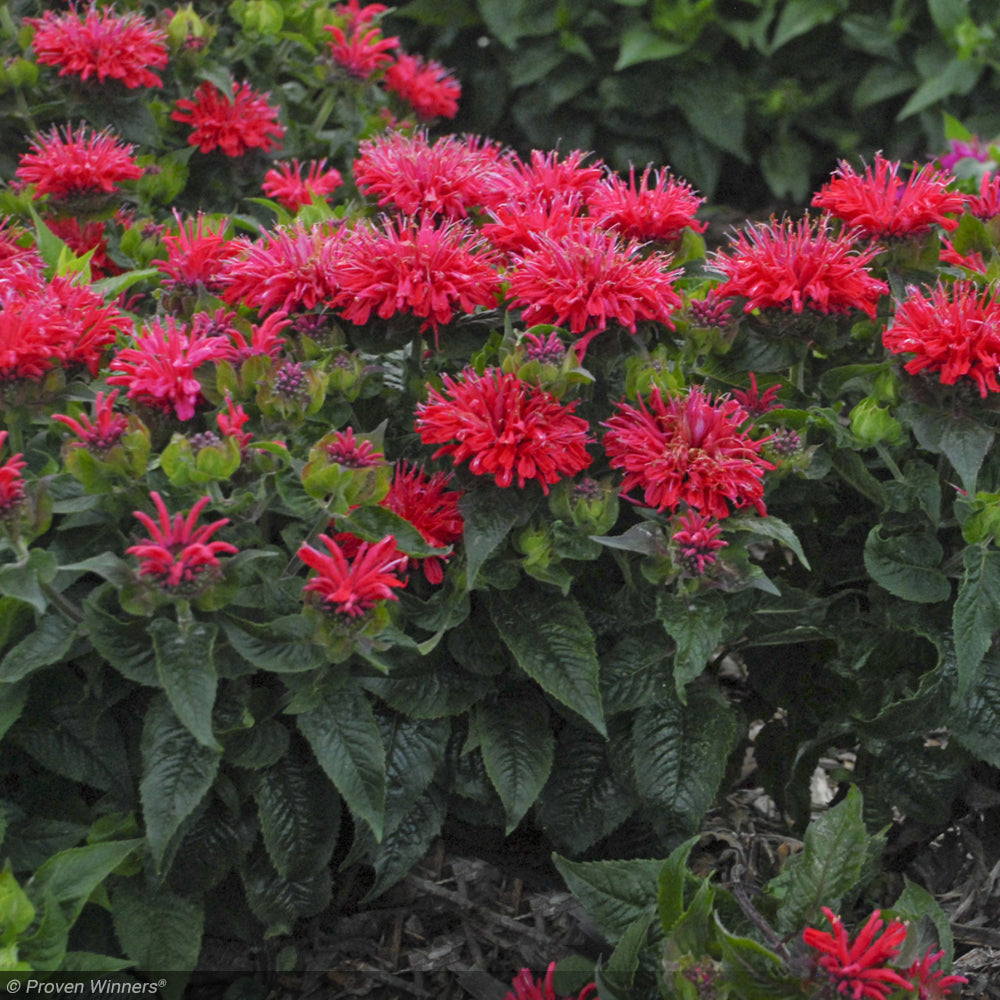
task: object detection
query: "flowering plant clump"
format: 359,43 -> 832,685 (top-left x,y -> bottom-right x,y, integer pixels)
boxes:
0,0 -> 991,989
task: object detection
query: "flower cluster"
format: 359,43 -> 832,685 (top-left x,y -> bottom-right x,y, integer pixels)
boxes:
0,431 -> 27,520
504,963 -> 597,1000
172,81 -> 285,157
262,159 -> 343,213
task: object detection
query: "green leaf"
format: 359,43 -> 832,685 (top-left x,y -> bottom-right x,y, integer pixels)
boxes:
656,835 -> 701,936
863,526 -> 950,603
674,69 -> 747,160
760,132 -> 813,202
657,591 -> 727,698
831,449 -> 887,507
59,953 -> 136,972
460,486 -> 533,590
615,24 -> 688,70
111,880 -> 203,972
240,849 -> 332,935
953,546 -> 1000,696
715,914 -> 799,1000
599,626 -> 675,715
887,879 -> 954,963
0,614 -> 77,683
948,651 -> 1000,768
0,551 -> 58,614
0,680 -> 28,742
252,752 -> 340,880
553,855 -> 663,942
769,0 -> 847,51
632,687 -> 741,838
296,684 -> 386,841
488,589 -> 605,735
221,614 -> 326,673
31,840 -> 143,927
82,589 -> 158,686
474,691 -> 554,833
17,889 -> 68,971
0,862 -> 35,940
149,617 -> 219,749
338,505 -> 450,558
897,57 -> 981,120
224,718 -> 291,770
360,652 -> 492,718
600,911 -> 655,995
910,408 -> 994,495
381,715 -> 450,835
140,695 -> 221,872
772,786 -> 870,932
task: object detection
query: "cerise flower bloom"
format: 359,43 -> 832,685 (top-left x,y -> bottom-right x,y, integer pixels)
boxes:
963,172 -> 1000,220
382,462 -> 464,584
108,316 -> 231,420
603,386 -> 774,518
52,389 -> 129,456
220,311 -> 289,362
299,534 -> 407,617
172,81 -> 285,157
507,226 -> 682,357
325,426 -> 382,467
324,21 -> 397,79
712,215 -> 888,317
353,131 -> 507,219
221,223 -> 343,314
127,492 -> 237,592
26,5 -> 168,89
0,288 -> 63,381
904,947 -> 968,999
811,154 -> 964,239
504,149 -> 604,207
504,962 -> 597,1000
482,191 -> 591,256
587,165 -> 707,243
216,396 -> 253,449
157,213 -> 242,293
44,217 -> 120,278
731,373 -> 783,417
384,52 -> 461,121
16,125 -> 143,200
262,159 -> 343,213
416,369 -> 593,493
46,275 -> 132,375
336,1 -> 389,28
673,510 -> 727,574
0,430 -> 27,519
0,220 -> 44,295
802,908 -> 913,1000
883,279 -> 1000,396
334,216 -> 501,337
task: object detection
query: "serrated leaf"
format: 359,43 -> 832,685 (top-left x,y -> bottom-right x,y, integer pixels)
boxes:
615,24 -> 687,70
949,651 -> 1000,767
656,835 -> 701,936
772,786 -> 869,932
715,914 -> 800,1000
380,715 -> 449,836
474,692 -> 554,833
18,889 -> 68,971
952,546 -> 1000,697
657,591 -> 727,699
599,626 -> 675,715
0,551 -> 58,614
0,680 -> 28,742
220,614 -> 326,673
726,513 -> 810,569
149,617 -> 219,749
887,879 -> 954,963
296,684 -> 386,841
361,652 -> 492,718
488,589 -> 605,735
240,848 -> 332,934
459,487 -> 523,590
0,614 -> 77,683
31,840 -> 143,927
553,855 -> 663,942
140,696 -> 221,872
225,718 -> 291,770
111,879 -> 204,971
632,687 -> 740,837
769,0 -> 846,51
600,911 -> 655,995
82,590 -> 158,686
252,752 -> 340,880
863,526 -> 950,603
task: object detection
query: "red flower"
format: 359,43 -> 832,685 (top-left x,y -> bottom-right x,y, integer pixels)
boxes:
334,216 -> 501,337
46,275 -> 132,374
353,131 -> 508,219
16,124 -> 143,200
904,947 -> 968,999
44,217 -> 120,278
0,288 -> 63,381
26,5 -> 168,89
416,369 -> 593,493
157,213 -> 242,293
883,279 -> 1000,396
0,430 -> 27,520
731,373 -> 783,417
673,510 -> 727,573
712,215 -> 888,318
688,289 -> 734,329
587,165 -> 707,243
108,316 -> 231,420
505,149 -> 604,207
220,311 -> 289,362
324,22 -> 397,79
325,426 -> 383,467
505,962 -> 597,1000
0,220 -> 44,295
811,154 -> 964,239
940,238 -> 987,274
482,191 -> 591,256
963,172 -> 1000,220
507,226 -> 682,357
52,389 -> 129,455
172,81 -> 285,157
221,223 -> 343,314
299,534 -> 407,617
381,462 -> 464,584
127,492 -> 237,592
802,908 -> 913,1000
603,386 -> 774,518
384,52 -> 461,121
216,396 -> 253,449
335,1 -> 390,28
262,159 -> 343,213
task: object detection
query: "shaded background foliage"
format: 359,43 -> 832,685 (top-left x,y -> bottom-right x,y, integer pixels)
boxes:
389,0 -> 1000,204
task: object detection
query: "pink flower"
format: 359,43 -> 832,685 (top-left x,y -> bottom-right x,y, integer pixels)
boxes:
157,213 -> 242,293
416,369 -> 593,493
482,192 -> 591,256
299,534 -> 407,617
26,5 -> 169,89
324,22 -> 397,79
384,52 -> 461,121
216,396 -> 253,449
507,226 -> 681,358
262,159 -> 343,213
603,386 -> 774,518
52,390 -> 129,455
504,962 -> 597,1000
712,215 -> 888,318
44,217 -> 120,278
802,908 -> 913,1000
811,154 -> 964,239
108,316 -> 231,420
0,430 -> 27,520
127,492 -> 237,592
172,81 -> 285,157
586,165 -> 707,243
673,510 -> 727,573
504,149 -> 604,207
963,172 -> 1000,220
16,124 -> 143,200
904,947 -> 968,999
939,136 -> 990,172
220,311 -> 289,362
325,426 -> 383,468
731,373 -> 783,417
